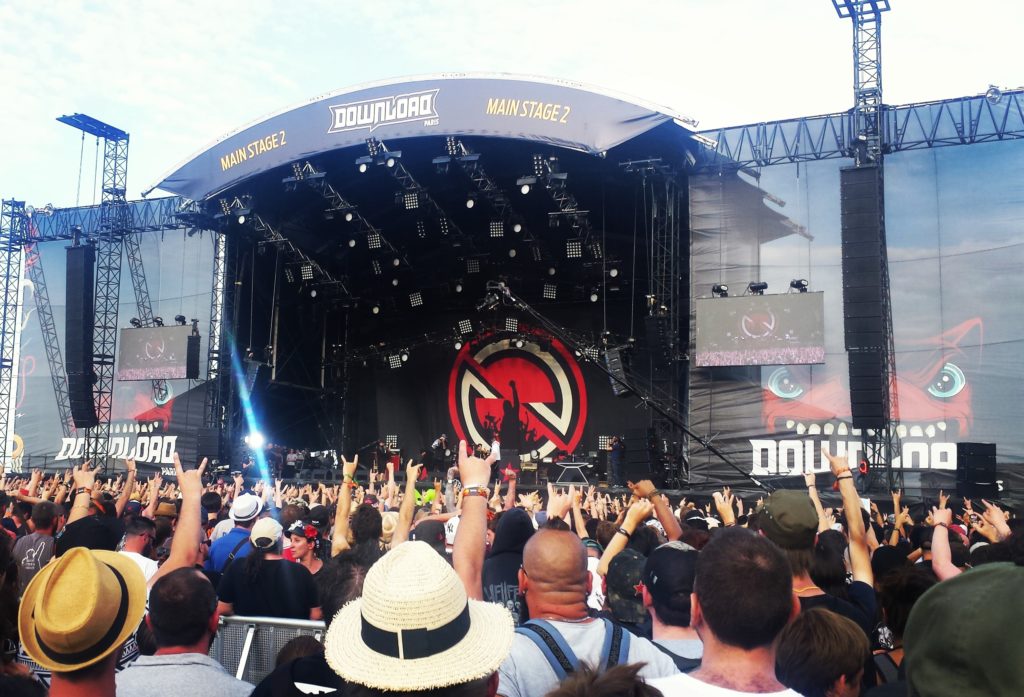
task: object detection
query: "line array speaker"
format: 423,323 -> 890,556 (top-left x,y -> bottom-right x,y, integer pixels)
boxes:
66,245 -> 98,429
955,442 -> 997,499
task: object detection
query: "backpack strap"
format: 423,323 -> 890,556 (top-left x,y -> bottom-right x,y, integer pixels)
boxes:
598,618 -> 630,670
650,640 -> 702,673
873,652 -> 900,684
222,536 -> 250,571
515,620 -> 580,680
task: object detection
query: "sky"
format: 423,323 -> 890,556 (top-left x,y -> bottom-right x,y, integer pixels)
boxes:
1,0 -> 1020,208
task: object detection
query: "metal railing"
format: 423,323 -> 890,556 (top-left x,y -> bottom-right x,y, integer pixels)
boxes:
209,615 -> 325,685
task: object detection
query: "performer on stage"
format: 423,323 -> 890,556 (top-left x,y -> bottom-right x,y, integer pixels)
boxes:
608,435 -> 626,487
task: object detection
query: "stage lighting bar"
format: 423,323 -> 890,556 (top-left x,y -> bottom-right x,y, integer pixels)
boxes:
532,246 -> 543,262
505,317 -> 518,333
386,434 -> 399,449
747,281 -> 768,295
368,232 -> 382,249
409,292 -> 423,307
790,278 -> 809,293
467,259 -> 481,274
598,435 -> 612,450
439,218 -> 449,237
490,221 -> 504,238
543,283 -> 557,300
416,220 -> 427,238
589,242 -> 603,260
387,354 -> 403,370
566,239 -> 582,259
458,319 -> 473,335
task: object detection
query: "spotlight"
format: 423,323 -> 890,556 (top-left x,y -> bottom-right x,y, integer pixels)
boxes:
310,288 -> 318,298
285,267 -> 295,283
348,238 -> 357,248
129,317 -> 142,328
712,283 -> 729,297
589,289 -> 599,303
513,223 -> 522,233
391,278 -> 399,287
387,354 -> 403,370
153,316 -> 165,327
400,349 -> 410,363
367,232 -> 382,249
466,259 -> 481,274
409,292 -> 423,307
566,239 -> 582,259
454,282 -> 463,293
543,283 -> 557,300
548,267 -> 556,276
516,176 -> 537,194
985,85 -> 1003,105
301,264 -> 314,281
790,279 -> 809,293
403,192 -> 419,210
345,211 -> 354,222
244,431 -> 265,449
392,257 -> 401,267
520,184 -> 531,195
465,196 -> 476,209
747,281 -> 768,295
385,156 -> 397,168
490,221 -> 504,238
505,317 -> 518,333
454,339 -> 463,350
174,315 -> 187,326
514,338 -> 525,349
372,305 -> 380,315
237,214 -> 246,225
508,248 -> 517,258
458,320 -> 473,335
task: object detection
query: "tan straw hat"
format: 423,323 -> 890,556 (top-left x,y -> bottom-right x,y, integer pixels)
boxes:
18,546 -> 147,672
324,540 -> 513,691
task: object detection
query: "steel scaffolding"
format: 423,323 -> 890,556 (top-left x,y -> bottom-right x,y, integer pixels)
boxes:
0,201 -> 26,471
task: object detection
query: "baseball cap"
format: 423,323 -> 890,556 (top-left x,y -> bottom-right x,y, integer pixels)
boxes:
251,517 -> 283,550
757,490 -> 818,550
230,493 -> 264,522
606,549 -> 647,625
309,505 -> 330,529
904,562 -> 1024,696
643,541 -> 698,621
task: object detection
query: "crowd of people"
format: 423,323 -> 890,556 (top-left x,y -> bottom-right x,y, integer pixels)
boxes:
0,443 -> 1021,696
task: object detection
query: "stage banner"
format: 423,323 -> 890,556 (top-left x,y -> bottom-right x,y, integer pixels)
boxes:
10,230 -> 214,472
152,75 -> 683,201
687,140 -> 1024,498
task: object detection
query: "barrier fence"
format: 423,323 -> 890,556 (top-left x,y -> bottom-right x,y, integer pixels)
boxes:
209,615 -> 325,685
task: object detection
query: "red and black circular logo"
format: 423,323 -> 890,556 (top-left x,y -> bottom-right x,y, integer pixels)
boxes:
447,331 -> 587,461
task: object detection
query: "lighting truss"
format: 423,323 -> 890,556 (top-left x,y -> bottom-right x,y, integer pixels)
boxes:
533,155 -> 592,245
543,283 -> 557,300
409,292 -> 423,307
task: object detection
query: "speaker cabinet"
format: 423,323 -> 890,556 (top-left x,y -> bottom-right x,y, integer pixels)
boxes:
66,245 -> 98,428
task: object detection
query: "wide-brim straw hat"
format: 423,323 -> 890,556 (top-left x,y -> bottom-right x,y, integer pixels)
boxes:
325,541 -> 513,691
19,547 -> 147,672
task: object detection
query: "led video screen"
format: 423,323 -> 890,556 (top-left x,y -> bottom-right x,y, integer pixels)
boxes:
695,292 -> 826,367
117,326 -> 195,381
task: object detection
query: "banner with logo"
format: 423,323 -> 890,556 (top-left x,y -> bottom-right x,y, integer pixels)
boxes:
687,139 -> 1024,497
152,75 -> 684,201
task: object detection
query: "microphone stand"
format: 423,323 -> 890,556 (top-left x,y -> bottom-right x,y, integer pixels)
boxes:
491,282 -> 772,493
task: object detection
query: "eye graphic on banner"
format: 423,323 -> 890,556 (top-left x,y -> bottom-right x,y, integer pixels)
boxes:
448,331 -> 587,461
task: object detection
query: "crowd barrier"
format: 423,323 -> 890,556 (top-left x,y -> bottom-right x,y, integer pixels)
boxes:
209,615 -> 326,685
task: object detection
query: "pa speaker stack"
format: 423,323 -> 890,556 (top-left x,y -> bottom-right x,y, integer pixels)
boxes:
840,165 -> 886,430
66,245 -> 98,429
956,442 -> 998,499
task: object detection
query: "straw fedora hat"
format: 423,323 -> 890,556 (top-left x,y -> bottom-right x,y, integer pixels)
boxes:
18,547 -> 147,672
324,541 -> 513,691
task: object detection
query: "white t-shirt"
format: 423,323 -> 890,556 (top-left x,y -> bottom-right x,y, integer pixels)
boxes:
586,557 -> 605,611
491,441 -> 501,460
120,550 -> 159,583
648,671 -> 802,697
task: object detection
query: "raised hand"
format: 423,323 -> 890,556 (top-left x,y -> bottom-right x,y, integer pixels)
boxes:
341,454 -> 359,481
821,446 -> 852,478
624,498 -> 655,527
72,460 -> 96,491
458,439 -> 495,487
629,479 -> 659,499
938,489 -> 949,510
173,453 -> 207,498
931,505 -> 953,527
406,459 -> 423,483
712,487 -> 736,525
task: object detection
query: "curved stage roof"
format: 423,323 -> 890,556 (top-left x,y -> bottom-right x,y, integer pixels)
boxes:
151,73 -> 698,201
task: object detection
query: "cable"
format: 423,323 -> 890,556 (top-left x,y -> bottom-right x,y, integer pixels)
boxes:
92,137 -> 100,205
75,132 -> 85,207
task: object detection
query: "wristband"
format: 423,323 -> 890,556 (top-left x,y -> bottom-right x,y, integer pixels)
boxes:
806,485 -> 816,489
462,486 -> 490,497
646,489 -> 661,499
343,474 -> 355,484
836,475 -> 853,481
75,487 -> 92,495
616,526 -> 632,539
935,522 -> 949,529
724,522 -> 736,527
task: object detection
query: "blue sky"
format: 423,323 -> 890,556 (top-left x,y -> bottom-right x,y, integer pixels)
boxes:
1,0 -> 1020,208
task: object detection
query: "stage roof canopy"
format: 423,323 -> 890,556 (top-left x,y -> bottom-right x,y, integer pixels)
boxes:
150,73 -> 698,201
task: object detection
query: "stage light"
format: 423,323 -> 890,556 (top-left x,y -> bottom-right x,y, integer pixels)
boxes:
520,184 -> 531,195
790,279 -> 809,293
174,315 -> 187,326
505,317 -> 518,333
391,278 -> 399,287
385,156 -> 397,168
372,305 -> 380,315
584,347 -> 599,361
454,339 -> 463,350
454,282 -> 463,293
387,354 -> 403,370
490,221 -> 504,238
467,259 -> 481,274
712,283 -> 729,297
513,223 -> 522,233
985,85 -> 1003,105
543,283 -> 557,300
310,289 -> 318,298
548,267 -> 556,276
589,289 -> 599,303
574,348 -> 583,357
129,317 -> 142,328
392,257 -> 401,267
465,196 -> 476,209
608,267 -> 620,279
367,232 -> 382,250
153,316 -> 165,327
476,292 -> 500,312
458,319 -> 473,335
348,238 -> 357,248
244,431 -> 265,449
400,349 -> 410,363
531,246 -> 543,262
372,260 -> 382,275
416,220 -> 426,238
514,338 -> 525,349
359,163 -> 367,173
516,176 -> 537,194
566,239 -> 582,259
508,248 -> 517,258
747,281 -> 768,295
409,292 -> 423,307
345,211 -> 354,222
285,267 -> 295,283
301,264 -> 314,281
237,214 -> 246,225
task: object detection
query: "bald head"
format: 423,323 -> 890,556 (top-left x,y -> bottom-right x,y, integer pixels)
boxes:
523,529 -> 588,586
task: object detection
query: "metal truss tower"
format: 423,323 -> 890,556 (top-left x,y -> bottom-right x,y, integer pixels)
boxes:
0,201 -> 26,470
834,1 -> 901,489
